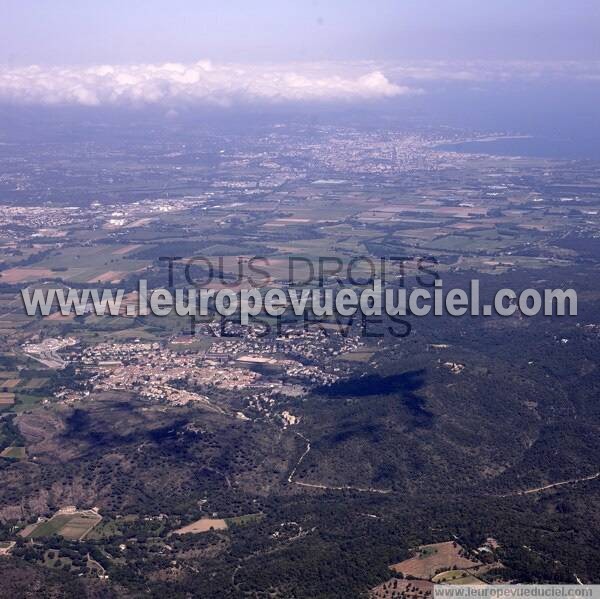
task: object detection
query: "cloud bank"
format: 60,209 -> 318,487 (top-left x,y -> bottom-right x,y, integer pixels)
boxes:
1,59 -> 596,108
387,60 -> 600,82
0,61 -> 412,107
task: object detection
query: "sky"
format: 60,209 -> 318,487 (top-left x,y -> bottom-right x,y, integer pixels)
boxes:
1,0 -> 599,66
0,1 -> 599,110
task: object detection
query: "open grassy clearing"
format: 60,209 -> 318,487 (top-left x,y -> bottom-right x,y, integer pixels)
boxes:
0,446 -> 27,459
11,393 -> 47,413
226,513 -> 264,526
85,519 -> 122,540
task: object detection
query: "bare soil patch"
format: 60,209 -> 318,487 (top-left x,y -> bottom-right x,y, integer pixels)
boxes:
112,244 -> 143,255
87,271 -> 125,284
389,541 -> 481,580
173,518 -> 228,535
0,268 -> 56,283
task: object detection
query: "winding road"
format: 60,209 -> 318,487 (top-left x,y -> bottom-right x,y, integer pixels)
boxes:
499,472 -> 600,497
287,432 -> 392,494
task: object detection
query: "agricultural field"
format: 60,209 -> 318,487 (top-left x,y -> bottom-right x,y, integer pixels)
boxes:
9,245 -> 151,285
0,446 -> 26,460
10,393 -> 47,413
84,519 -> 122,541
21,510 -> 102,541
173,518 -> 229,535
432,570 -> 485,585
0,392 -> 15,406
389,542 -> 481,580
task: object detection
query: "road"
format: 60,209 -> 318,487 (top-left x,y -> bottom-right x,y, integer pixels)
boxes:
287,431 -> 392,494
500,472 -> 600,497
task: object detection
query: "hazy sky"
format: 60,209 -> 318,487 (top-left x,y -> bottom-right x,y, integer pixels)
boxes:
1,1 -> 599,110
2,0 -> 600,66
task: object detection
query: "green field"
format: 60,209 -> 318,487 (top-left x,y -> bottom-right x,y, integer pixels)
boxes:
226,513 -> 265,526
25,511 -> 102,540
432,570 -> 484,585
85,519 -> 122,540
11,394 -> 46,413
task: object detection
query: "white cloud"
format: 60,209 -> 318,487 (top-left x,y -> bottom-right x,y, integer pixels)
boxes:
0,60 -> 414,107
386,60 -> 600,82
2,59 -> 596,108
